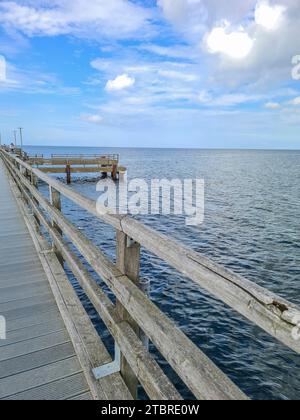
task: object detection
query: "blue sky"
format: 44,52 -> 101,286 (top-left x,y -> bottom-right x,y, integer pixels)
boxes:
0,0 -> 300,149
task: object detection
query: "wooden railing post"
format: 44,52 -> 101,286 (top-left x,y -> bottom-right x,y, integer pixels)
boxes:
18,165 -> 27,203
49,186 -> 64,266
30,170 -> 41,230
116,230 -> 141,399
66,164 -> 71,184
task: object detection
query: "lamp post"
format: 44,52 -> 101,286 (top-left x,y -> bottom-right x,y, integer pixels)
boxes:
13,130 -> 17,147
18,127 -> 23,150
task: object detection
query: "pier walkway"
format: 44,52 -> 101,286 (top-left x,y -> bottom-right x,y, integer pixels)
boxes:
0,161 -> 130,400
0,148 -> 299,401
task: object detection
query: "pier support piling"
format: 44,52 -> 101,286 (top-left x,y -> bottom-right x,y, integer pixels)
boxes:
66,164 -> 71,184
112,164 -> 118,181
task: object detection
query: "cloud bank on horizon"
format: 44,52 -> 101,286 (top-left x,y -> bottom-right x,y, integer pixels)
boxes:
0,0 -> 299,149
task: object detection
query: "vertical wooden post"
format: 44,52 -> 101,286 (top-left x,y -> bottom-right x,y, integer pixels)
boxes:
66,164 -> 71,185
19,166 -> 27,202
49,186 -> 64,266
31,172 -> 38,188
21,168 -> 31,206
112,164 -> 117,181
31,170 -> 41,230
116,231 -> 141,399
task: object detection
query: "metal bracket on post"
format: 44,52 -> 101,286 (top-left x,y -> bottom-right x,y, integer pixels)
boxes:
126,236 -> 137,248
92,343 -> 121,380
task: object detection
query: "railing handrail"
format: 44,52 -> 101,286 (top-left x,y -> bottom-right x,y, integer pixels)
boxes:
27,156 -> 120,168
50,153 -> 119,160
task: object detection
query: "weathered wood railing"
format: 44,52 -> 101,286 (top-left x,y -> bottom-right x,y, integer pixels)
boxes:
1,148 -> 299,401
28,154 -> 119,166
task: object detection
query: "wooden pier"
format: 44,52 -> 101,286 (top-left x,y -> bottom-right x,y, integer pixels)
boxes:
3,149 -> 127,184
27,154 -> 127,184
0,147 -> 299,400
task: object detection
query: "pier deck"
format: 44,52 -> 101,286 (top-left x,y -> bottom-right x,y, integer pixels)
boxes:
0,161 -> 130,400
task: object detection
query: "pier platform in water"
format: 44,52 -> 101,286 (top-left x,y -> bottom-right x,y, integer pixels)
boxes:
0,147 -> 299,400
2,149 -> 127,184
27,154 -> 127,184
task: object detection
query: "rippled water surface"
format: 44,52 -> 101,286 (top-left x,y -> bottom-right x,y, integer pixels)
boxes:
25,146 -> 300,400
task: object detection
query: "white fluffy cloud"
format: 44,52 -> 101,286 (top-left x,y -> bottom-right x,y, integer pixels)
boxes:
105,74 -> 135,92
206,23 -> 253,59
0,0 -> 152,39
255,1 -> 286,30
158,0 -> 300,87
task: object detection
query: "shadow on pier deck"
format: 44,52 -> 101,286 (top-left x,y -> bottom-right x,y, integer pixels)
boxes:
0,148 -> 299,401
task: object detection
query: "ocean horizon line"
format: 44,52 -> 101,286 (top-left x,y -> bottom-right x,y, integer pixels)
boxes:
23,145 -> 300,152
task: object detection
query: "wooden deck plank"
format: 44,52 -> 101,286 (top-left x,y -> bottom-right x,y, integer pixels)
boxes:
0,244 -> 33,255
0,240 -> 35,249
0,232 -> 31,241
0,253 -> 39,265
0,282 -> 52,304
0,330 -> 71,362
69,392 -> 93,400
4,373 -> 91,401
2,302 -> 60,322
0,225 -> 27,234
0,270 -> 46,283
0,272 -> 46,287
0,245 -> 39,258
6,310 -> 62,333
0,293 -> 55,313
0,318 -> 66,348
0,278 -> 49,292
0,342 -> 75,379
0,260 -> 48,274
0,357 -> 83,399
